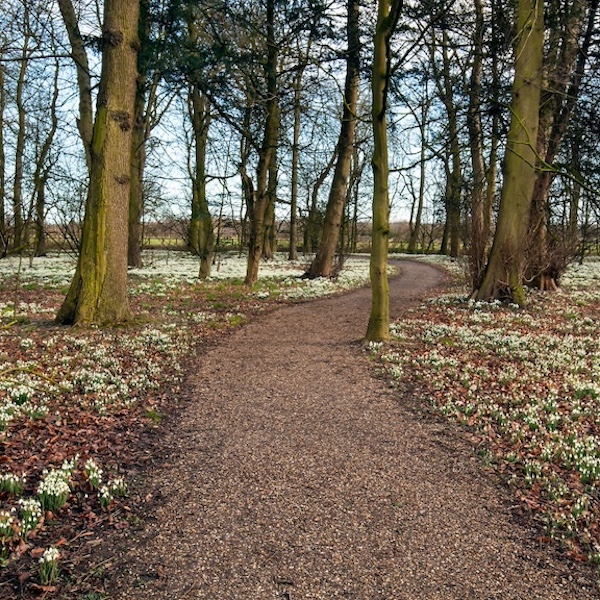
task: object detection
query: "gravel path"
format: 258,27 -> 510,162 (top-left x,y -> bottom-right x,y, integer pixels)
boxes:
110,261 -> 597,599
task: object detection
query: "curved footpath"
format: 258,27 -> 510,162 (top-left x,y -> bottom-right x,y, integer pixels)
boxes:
110,261 -> 597,599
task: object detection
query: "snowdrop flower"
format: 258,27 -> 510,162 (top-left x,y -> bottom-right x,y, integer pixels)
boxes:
38,547 -> 60,584
18,498 -> 42,537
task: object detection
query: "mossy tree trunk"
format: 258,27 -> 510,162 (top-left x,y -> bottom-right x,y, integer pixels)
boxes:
56,0 -> 140,326
365,0 -> 403,343
262,142 -> 278,260
475,0 -> 543,306
485,98 -> 500,253
305,0 -> 360,279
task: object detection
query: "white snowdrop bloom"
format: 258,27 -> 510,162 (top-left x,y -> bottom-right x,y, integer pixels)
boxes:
40,547 -> 60,564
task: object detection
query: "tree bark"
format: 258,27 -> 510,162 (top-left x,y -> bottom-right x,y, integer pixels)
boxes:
476,0 -> 544,306
365,0 -> 403,343
56,0 -> 140,326
305,0 -> 360,279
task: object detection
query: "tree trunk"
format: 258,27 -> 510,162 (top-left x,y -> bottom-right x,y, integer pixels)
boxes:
476,0 -> 544,306
439,218 -> 449,255
33,59 -> 60,257
365,0 -> 402,343
467,0 -> 487,289
289,69 -> 303,261
408,85 -> 428,254
439,155 -> 451,255
56,0 -> 140,326
0,62 -> 6,255
128,0 -> 165,268
128,0 -> 148,268
568,129 -> 581,245
350,170 -> 359,253
305,0 -> 360,279
34,184 -> 47,258
431,27 -> 462,258
289,36 -> 315,261
303,152 -> 336,255
239,101 -> 253,253
442,30 -> 462,258
526,0 -> 597,288
485,0 -> 502,239
58,0 -> 94,172
13,13 -> 30,252
188,86 -> 214,278
245,0 -> 279,285
128,84 -> 146,268
485,116 -> 499,241
346,146 -> 364,255
262,148 -> 278,259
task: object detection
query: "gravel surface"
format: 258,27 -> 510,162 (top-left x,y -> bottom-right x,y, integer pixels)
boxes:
109,260 -> 598,599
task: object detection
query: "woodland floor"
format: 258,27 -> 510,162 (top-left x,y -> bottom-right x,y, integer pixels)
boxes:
89,261 -> 599,599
